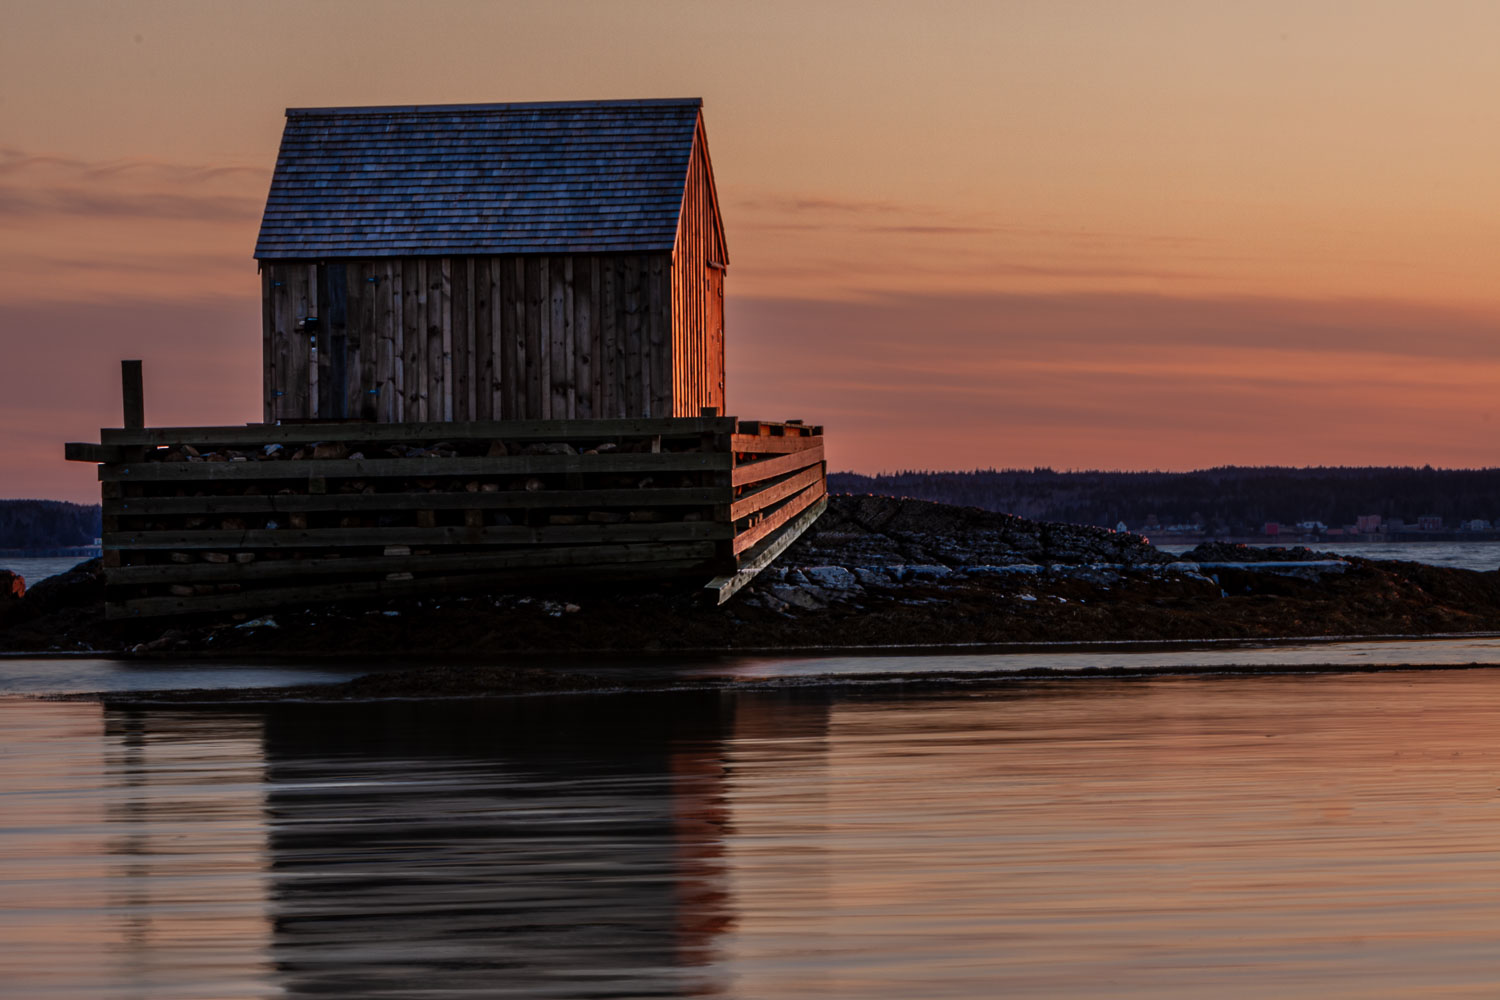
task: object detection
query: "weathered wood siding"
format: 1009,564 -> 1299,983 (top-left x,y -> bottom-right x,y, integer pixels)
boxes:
262,254 -> 677,422
73,417 -> 824,618
670,118 -> 729,417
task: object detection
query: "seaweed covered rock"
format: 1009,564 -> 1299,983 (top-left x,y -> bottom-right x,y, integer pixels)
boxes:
785,494 -> 1171,571
1180,542 -> 1341,563
23,558 -> 105,613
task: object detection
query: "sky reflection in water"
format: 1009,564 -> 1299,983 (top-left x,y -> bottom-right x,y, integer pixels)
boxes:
5,674 -> 1500,997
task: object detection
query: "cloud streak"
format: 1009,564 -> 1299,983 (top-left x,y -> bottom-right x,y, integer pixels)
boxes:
728,289 -> 1500,473
0,184 -> 261,222
0,148 -> 265,222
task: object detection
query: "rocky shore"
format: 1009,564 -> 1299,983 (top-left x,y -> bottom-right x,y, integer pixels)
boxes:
6,494 -> 1500,662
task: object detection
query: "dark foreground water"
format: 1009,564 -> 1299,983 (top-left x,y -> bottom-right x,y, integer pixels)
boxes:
6,672 -> 1500,998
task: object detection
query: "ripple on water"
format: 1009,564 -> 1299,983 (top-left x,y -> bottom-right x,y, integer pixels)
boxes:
5,674 -> 1500,997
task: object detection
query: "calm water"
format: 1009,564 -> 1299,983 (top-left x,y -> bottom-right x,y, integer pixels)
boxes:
0,555 -> 97,585
1157,540 -> 1500,571
12,636 -> 1500,697
8,672 -> 1500,998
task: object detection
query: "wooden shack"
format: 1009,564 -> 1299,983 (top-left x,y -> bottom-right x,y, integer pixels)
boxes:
67,97 -> 825,620
256,98 -> 727,423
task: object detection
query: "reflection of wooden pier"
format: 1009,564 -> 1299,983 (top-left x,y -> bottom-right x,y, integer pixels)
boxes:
64,98 -> 828,617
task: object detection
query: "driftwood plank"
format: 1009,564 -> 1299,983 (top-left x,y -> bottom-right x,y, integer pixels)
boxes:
730,465 -> 823,521
730,480 -> 825,556
706,496 -> 827,605
100,452 -> 732,483
107,485 -> 726,517
108,541 -> 717,585
730,444 -> 825,487
65,443 -> 125,464
101,417 -> 737,447
105,521 -> 730,550
108,557 -> 715,619
731,433 -> 822,455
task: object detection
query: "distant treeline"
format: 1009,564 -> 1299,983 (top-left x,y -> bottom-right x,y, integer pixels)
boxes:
0,500 -> 102,549
828,467 -> 1500,533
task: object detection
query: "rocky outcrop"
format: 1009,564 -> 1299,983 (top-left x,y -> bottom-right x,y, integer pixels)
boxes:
742,495 -> 1193,610
788,495 -> 1171,570
8,496 -> 1500,657
0,559 -> 112,651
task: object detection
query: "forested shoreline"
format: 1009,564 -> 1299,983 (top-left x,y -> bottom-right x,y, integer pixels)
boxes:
0,500 -> 102,550
829,467 -> 1500,535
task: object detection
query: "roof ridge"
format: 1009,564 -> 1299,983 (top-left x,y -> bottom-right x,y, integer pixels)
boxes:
286,98 -> 703,118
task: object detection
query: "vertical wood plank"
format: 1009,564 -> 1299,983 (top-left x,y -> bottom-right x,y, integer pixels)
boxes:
575,256 -> 594,419
120,360 -> 144,429
390,261 -> 405,422
379,264 -> 392,422
539,257 -> 552,418
501,257 -> 520,420
358,262 -> 378,419
451,256 -> 469,421
374,262 -> 393,422
284,264 -> 310,420
306,264 -> 320,418
531,257 -> 549,419
406,259 -> 424,421
440,257 -> 453,421
473,257 -> 492,421
339,261 -> 356,418
464,257 -> 477,419
623,256 -> 643,416
649,254 -> 669,418
589,255 -> 603,418
314,263 -> 330,419
712,266 -> 725,412
260,269 -> 275,423
555,257 -> 570,419
511,257 -> 526,419
600,255 -> 617,418
426,258 -> 446,422
492,258 -> 507,420
270,265 -> 292,421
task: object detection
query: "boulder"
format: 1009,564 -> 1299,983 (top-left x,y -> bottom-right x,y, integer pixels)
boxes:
22,559 -> 103,614
0,570 -> 23,601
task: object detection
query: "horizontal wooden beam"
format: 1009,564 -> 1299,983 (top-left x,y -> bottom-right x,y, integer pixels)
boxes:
64,442 -> 127,464
736,420 -> 822,437
730,433 -> 822,455
107,557 -> 714,619
105,521 -> 730,550
100,451 -> 731,483
107,541 -> 717,585
731,445 -> 824,488
107,485 -> 726,517
706,496 -> 828,605
100,416 -> 738,448
731,480 -> 826,556
730,465 -> 823,521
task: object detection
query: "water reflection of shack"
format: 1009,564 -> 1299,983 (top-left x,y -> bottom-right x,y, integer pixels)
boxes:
67,99 -> 825,619
99,694 -> 834,998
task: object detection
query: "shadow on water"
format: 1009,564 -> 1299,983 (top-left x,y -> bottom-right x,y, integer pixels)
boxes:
101,691 -> 837,999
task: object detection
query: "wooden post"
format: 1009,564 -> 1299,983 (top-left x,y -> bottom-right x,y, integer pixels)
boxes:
121,360 -> 144,429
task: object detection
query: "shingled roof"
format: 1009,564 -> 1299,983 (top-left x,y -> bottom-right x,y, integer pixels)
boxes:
254,98 -> 708,259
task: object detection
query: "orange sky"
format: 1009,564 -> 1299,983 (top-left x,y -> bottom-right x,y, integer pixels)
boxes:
4,0 -> 1500,502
